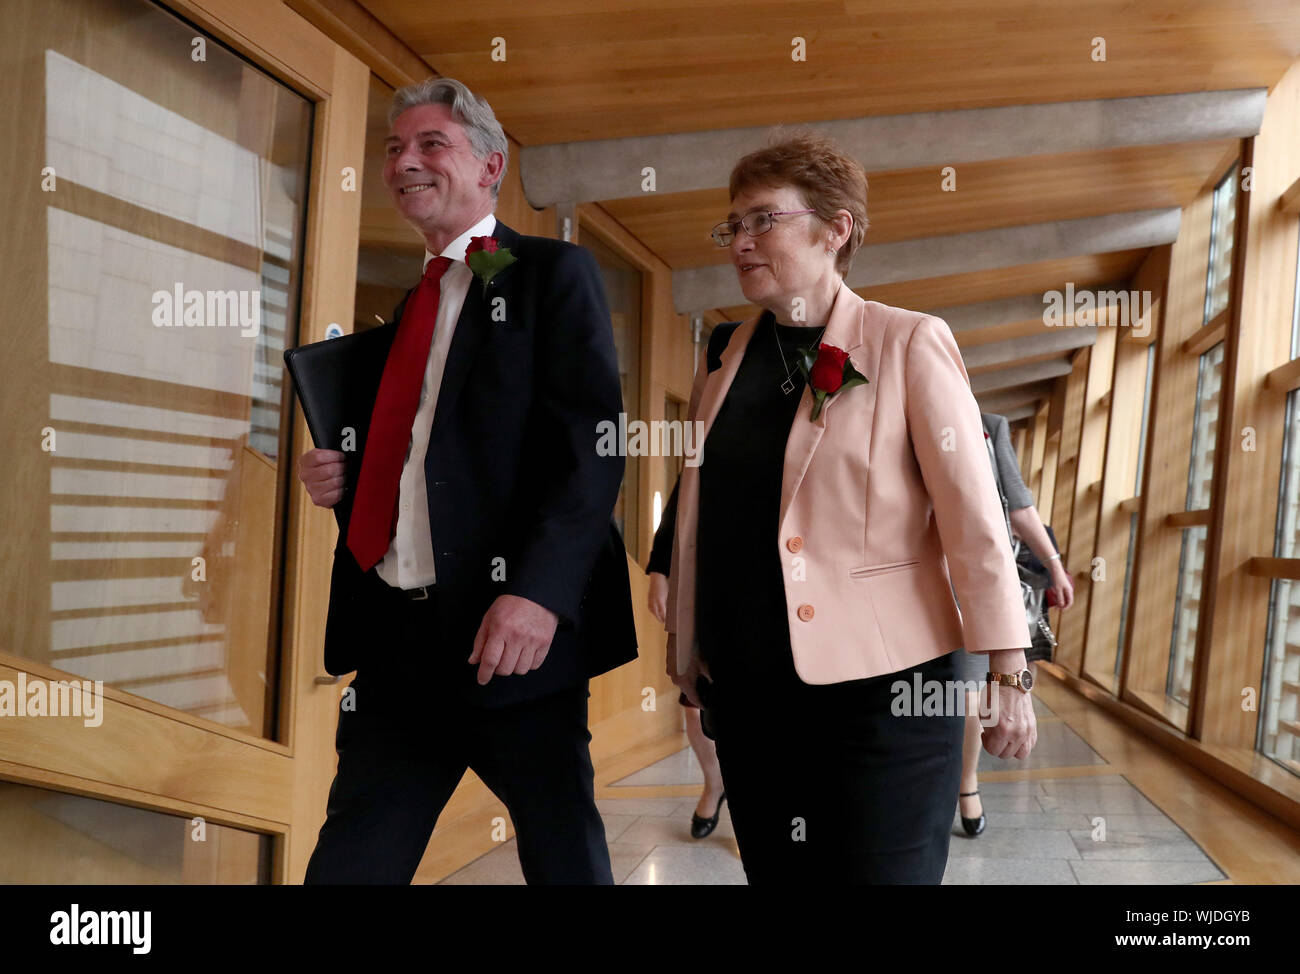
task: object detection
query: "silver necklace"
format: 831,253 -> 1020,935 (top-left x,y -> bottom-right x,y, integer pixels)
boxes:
773,318 -> 827,394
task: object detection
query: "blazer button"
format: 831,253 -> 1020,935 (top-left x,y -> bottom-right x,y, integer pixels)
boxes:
786,536 -> 803,553
797,604 -> 815,622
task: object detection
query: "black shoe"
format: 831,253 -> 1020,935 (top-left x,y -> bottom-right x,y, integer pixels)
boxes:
959,790 -> 986,836
690,792 -> 726,839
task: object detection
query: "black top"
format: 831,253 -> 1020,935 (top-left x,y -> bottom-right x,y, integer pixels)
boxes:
646,478 -> 679,577
696,312 -> 824,686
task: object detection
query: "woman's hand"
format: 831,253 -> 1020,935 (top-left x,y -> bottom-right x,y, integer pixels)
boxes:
672,654 -> 706,709
647,571 -> 668,624
666,633 -> 709,708
1048,560 -> 1075,610
980,648 -> 1037,759
982,684 -> 1037,759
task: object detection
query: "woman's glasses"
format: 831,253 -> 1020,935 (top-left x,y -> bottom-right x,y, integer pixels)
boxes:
710,209 -> 815,247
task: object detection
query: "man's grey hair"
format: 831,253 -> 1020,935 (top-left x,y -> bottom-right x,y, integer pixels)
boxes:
389,78 -> 509,198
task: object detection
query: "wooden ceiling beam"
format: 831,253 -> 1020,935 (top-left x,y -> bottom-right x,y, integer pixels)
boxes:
520,89 -> 1265,207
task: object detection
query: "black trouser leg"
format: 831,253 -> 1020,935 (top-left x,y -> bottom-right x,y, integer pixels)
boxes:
469,682 -> 613,885
708,652 -> 965,884
303,677 -> 468,885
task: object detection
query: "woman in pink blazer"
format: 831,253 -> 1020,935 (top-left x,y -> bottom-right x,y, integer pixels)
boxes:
665,131 -> 1037,883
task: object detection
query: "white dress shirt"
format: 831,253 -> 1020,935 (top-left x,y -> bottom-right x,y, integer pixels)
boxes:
375,212 -> 497,589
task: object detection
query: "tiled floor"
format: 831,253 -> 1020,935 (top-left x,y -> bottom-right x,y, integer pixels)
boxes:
438,695 -> 1228,885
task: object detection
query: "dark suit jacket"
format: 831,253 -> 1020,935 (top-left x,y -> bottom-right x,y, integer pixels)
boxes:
321,220 -> 638,707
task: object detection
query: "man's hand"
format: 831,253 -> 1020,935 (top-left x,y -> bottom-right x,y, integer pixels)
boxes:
468,594 -> 560,684
297,448 -> 346,508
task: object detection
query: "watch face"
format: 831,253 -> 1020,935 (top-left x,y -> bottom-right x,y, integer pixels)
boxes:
1020,669 -> 1034,691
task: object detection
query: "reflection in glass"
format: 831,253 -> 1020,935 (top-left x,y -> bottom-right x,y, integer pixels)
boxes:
584,231 -> 642,558
0,780 -> 271,884
5,0 -> 314,737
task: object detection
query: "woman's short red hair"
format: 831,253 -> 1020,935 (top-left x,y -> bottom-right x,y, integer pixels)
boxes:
729,129 -> 869,276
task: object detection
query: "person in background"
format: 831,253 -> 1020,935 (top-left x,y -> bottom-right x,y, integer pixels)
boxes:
647,478 -> 727,839
953,411 -> 1075,837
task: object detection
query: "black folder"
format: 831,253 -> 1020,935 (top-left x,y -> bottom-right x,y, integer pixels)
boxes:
283,325 -> 395,530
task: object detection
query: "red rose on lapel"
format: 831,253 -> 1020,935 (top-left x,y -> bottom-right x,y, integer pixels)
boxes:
464,235 -> 516,296
796,341 -> 869,422
808,343 -> 849,393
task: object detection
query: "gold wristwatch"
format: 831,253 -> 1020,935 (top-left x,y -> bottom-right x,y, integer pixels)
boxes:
986,669 -> 1034,693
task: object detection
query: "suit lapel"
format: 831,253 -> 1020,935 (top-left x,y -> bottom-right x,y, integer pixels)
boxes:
778,282 -> 868,525
694,285 -> 871,523
430,219 -> 521,432
431,267 -> 490,426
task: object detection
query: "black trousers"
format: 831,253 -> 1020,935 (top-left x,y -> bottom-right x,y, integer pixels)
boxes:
706,649 -> 965,884
303,585 -> 612,885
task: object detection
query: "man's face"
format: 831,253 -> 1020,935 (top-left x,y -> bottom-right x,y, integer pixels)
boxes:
382,102 -> 496,234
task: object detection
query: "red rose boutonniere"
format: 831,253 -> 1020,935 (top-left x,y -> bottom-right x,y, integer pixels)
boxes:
796,342 -> 869,421
465,235 -> 516,296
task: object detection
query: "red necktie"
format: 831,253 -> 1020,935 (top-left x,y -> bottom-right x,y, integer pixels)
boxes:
347,255 -> 453,571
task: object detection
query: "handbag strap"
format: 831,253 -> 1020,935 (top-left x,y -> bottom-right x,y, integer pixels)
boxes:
983,429 -> 1016,551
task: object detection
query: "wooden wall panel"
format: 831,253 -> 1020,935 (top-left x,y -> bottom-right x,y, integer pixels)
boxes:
1056,328 -> 1117,673
1199,61 -> 1300,748
1085,247 -> 1169,688
1122,185 -> 1218,725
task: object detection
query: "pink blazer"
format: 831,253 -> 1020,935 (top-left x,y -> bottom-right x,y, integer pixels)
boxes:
665,282 -> 1031,683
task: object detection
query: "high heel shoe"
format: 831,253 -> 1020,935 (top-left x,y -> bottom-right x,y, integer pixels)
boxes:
690,791 -> 726,839
959,790 -> 986,837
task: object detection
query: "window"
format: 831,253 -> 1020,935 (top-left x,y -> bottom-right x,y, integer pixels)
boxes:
1135,342 -> 1156,496
1186,342 -> 1225,511
1166,341 -> 1225,707
2,0 -> 314,737
1167,525 -> 1209,707
1115,511 -> 1139,678
0,779 -> 271,883
1204,165 -> 1237,324
1292,219 -> 1300,359
1260,228 -> 1300,777
656,395 -> 685,532
1116,343 -> 1157,680
582,231 -> 642,558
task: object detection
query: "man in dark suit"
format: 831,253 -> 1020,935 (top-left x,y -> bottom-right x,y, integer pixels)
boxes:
297,77 -> 636,884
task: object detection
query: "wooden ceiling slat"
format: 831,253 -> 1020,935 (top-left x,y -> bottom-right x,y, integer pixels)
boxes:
358,0 -> 1300,142
600,141 -> 1237,268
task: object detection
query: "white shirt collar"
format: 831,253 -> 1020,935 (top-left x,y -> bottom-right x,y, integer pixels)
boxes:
423,212 -> 498,269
